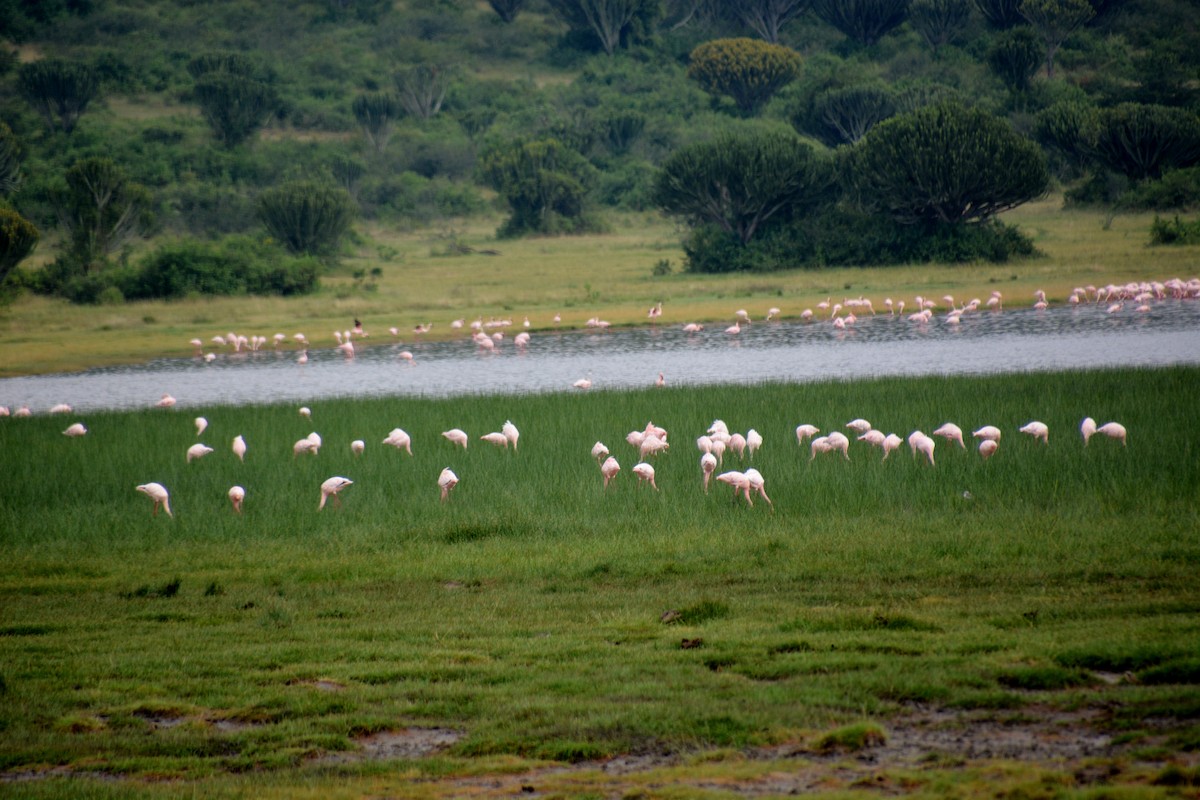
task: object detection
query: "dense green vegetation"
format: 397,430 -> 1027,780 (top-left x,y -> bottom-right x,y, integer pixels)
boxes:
0,0 -> 1197,293
1,369 -> 1198,793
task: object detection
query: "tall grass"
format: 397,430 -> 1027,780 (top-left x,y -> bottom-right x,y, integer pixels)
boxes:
1,369 -> 1198,785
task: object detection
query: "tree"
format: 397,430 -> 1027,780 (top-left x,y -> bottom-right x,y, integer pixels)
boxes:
0,123 -> 21,197
973,0 -> 1023,27
844,102 -> 1049,225
798,83 -> 897,145
687,38 -> 802,116
604,110 -> 646,155
0,206 -> 39,284
394,64 -> 452,120
17,59 -> 99,133
985,26 -> 1042,94
257,181 -> 355,258
653,131 -> 833,245
187,52 -> 258,80
811,0 -> 910,46
1018,0 -> 1094,78
546,0 -> 659,55
736,0 -> 811,44
352,92 -> 402,152
1034,99 -> 1097,172
488,0 -> 526,22
51,158 -> 152,272
194,72 -> 280,147
909,0 -> 972,54
1086,104 -> 1200,181
479,138 -> 597,237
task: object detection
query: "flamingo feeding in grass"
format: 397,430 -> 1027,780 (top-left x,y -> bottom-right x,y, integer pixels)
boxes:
700,452 -> 717,493
136,483 -> 172,517
442,429 -> 469,449
318,477 -> 353,510
632,462 -> 658,490
1096,422 -> 1127,445
438,468 -> 459,502
1019,421 -> 1049,444
601,456 -> 620,489
228,485 -> 245,514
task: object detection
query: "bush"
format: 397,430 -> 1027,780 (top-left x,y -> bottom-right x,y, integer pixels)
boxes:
1119,167 -> 1200,211
1149,216 -> 1200,247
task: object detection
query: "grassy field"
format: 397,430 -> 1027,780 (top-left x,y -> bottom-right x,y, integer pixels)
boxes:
2,368 -> 1198,797
2,198 -> 1198,378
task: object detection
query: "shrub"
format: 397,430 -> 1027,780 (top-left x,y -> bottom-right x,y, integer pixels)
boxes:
687,38 -> 802,116
1120,168 -> 1200,211
1149,216 -> 1200,247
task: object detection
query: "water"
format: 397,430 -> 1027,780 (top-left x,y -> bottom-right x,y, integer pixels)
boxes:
3,301 -> 1199,413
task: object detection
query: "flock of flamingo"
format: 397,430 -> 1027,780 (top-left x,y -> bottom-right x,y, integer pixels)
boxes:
37,399 -> 1130,520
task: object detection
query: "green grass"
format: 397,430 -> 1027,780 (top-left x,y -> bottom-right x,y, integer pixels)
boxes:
1,368 -> 1199,795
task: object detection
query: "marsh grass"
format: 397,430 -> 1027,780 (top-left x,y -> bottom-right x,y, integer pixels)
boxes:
3,198 -> 1198,377
0,369 -> 1198,790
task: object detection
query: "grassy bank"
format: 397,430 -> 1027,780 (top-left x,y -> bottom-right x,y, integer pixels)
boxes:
2,369 -> 1198,795
3,198 -> 1198,378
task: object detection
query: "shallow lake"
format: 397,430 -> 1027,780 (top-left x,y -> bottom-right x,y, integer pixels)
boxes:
3,300 -> 1199,413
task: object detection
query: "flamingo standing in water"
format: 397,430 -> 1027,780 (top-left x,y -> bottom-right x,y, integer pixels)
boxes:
136,483 -> 172,517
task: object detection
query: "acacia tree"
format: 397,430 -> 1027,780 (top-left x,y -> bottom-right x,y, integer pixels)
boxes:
799,84 -> 897,145
908,0 -> 972,54
811,0 -> 910,46
546,0 -> 658,55
736,0 -> 811,44
688,38 -> 802,116
1018,0 -> 1094,78
844,102 -> 1049,225
17,59 -> 98,133
352,92 -> 402,152
51,158 -> 152,272
1086,104 -> 1200,181
479,138 -> 597,237
653,131 -> 832,245
257,181 -> 355,258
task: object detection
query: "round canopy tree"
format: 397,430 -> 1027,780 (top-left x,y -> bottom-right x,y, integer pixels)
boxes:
479,138 -> 597,237
844,102 -> 1049,225
0,206 -> 39,285
687,38 -> 802,116
811,0 -> 910,46
653,130 -> 832,245
17,59 -> 98,134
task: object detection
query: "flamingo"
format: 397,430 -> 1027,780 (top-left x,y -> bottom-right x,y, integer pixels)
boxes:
601,456 -> 620,489
972,426 -> 1002,442
62,422 -> 87,437
700,452 -> 717,493
232,435 -> 247,462
979,439 -> 999,460
914,434 -> 936,466
724,321 -> 741,335
318,477 -> 353,510
881,433 -> 903,460
639,435 -> 669,459
857,429 -> 885,448
502,420 -> 520,450
766,307 -> 781,321
195,417 -> 208,436
1096,422 -> 1127,445
932,423 -> 965,449
307,432 -> 322,450
299,406 -> 312,418
655,372 -> 665,388
480,432 -> 509,448
383,428 -> 412,454
443,429 -> 469,448
845,419 -> 872,434
632,462 -> 658,490
715,471 -> 752,505
591,441 -> 610,461
293,438 -> 318,457
136,482 -> 172,517
14,406 -> 31,417
186,443 -> 214,463
228,485 -> 245,514
735,309 -> 751,323
1019,421 -> 1049,444
744,468 -> 773,510
156,394 -> 176,409
908,430 -> 926,456
573,377 -> 592,390
810,436 -> 832,460
438,468 -> 459,502
728,433 -> 747,460
827,431 -> 851,460
682,323 -> 703,333
399,351 -> 414,363
696,435 -> 713,454
746,429 -> 763,459
710,438 -> 727,465
350,439 -> 365,456
297,350 -> 309,365
795,424 -> 819,445
1081,416 -> 1097,445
